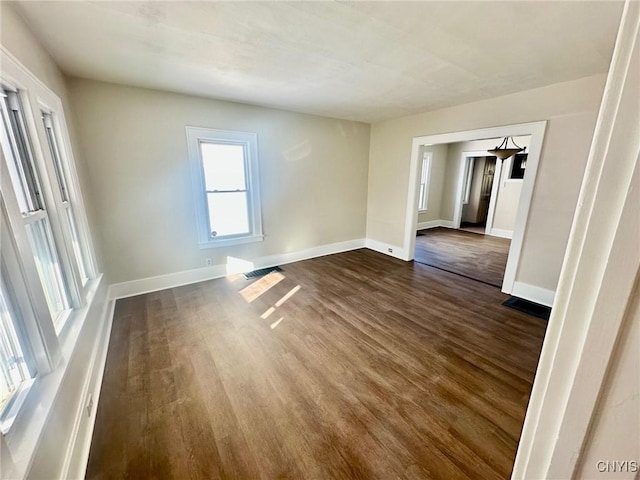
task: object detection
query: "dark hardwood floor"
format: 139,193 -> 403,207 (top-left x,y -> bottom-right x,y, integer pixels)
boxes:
86,249 -> 546,480
415,228 -> 510,287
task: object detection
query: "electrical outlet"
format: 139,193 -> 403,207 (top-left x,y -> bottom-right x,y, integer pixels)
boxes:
205,258 -> 213,266
86,394 -> 93,418
388,248 -> 393,253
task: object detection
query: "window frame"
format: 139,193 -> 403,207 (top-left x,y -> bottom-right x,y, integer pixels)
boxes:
0,47 -> 98,443
0,87 -> 77,332
186,126 -> 263,248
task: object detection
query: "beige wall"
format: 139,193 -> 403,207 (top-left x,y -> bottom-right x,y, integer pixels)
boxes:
67,78 -> 370,284
367,75 -> 605,291
417,143 -> 447,224
1,3 -> 103,271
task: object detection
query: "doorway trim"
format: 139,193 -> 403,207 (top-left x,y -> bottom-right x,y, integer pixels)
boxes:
402,121 -> 547,294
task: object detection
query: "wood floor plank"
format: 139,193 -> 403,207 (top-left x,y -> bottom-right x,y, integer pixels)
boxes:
86,248 -> 546,479
414,228 -> 510,287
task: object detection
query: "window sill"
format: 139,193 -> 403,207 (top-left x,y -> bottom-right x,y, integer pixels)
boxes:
1,275 -> 104,479
0,378 -> 35,435
198,234 -> 264,249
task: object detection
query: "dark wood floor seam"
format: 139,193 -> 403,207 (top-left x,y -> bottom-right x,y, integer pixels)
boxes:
413,259 -> 503,288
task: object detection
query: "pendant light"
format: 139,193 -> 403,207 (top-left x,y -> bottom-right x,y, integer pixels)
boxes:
487,137 -> 525,160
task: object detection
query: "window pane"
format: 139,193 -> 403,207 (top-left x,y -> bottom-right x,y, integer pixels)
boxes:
42,113 -> 68,202
201,143 -> 246,191
207,191 -> 249,237
66,207 -> 88,284
0,286 -> 31,412
1,93 -> 42,213
418,184 -> 425,209
25,218 -> 70,324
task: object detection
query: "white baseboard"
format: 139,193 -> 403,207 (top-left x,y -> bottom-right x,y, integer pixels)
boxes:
416,220 -> 441,230
62,298 -> 116,479
365,238 -> 405,260
511,281 -> 556,308
110,238 -> 366,299
251,238 -> 366,270
416,219 -> 456,231
109,264 -> 228,299
489,228 -> 513,239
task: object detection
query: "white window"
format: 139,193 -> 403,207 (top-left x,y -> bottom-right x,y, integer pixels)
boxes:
1,91 -> 72,329
0,276 -> 35,420
418,152 -> 432,211
0,77 -> 96,438
186,127 -> 263,248
42,112 -> 89,284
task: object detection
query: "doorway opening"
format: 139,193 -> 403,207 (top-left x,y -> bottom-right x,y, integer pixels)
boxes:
459,155 -> 497,235
403,122 -> 546,295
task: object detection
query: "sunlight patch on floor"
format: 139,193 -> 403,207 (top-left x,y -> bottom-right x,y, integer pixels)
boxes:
239,271 -> 285,303
275,285 -> 300,307
261,306 -> 276,319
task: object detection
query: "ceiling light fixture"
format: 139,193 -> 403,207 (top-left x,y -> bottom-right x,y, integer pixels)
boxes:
487,136 -> 525,160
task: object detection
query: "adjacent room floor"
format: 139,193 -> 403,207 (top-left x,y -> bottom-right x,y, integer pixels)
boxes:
86,249 -> 545,480
414,227 -> 510,287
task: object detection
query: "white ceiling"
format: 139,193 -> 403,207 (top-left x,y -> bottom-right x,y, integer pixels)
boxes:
11,1 -> 624,123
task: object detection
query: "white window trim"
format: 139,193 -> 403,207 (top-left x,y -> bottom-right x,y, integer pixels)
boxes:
186,126 -> 263,248
417,151 -> 432,212
0,43 -> 100,465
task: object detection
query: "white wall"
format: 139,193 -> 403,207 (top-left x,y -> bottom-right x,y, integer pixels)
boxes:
68,78 -> 371,284
367,75 -> 605,291
576,279 -> 639,479
512,5 -> 639,475
417,143 -> 447,224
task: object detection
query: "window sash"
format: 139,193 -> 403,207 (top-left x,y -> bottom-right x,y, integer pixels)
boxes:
1,90 -> 77,333
42,111 -> 89,284
205,190 -> 250,238
201,141 -> 252,239
24,217 -> 71,326
42,113 -> 69,202
1,92 -> 43,213
0,288 -> 31,412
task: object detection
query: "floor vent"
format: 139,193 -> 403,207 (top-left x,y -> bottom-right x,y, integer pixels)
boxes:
502,296 -> 551,320
243,266 -> 283,279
